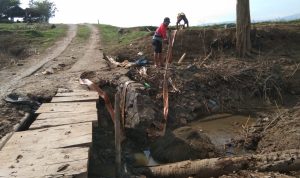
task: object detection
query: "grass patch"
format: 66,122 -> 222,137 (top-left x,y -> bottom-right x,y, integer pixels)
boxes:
97,24 -> 119,47
97,24 -> 150,52
190,19 -> 300,30
0,23 -> 68,56
76,24 -> 91,42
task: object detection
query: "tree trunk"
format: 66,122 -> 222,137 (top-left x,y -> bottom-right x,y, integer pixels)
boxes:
236,0 -> 251,57
135,149 -> 300,178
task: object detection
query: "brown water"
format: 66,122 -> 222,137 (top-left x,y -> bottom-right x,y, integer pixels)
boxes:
132,114 -> 256,167
189,113 -> 256,155
92,114 -> 256,177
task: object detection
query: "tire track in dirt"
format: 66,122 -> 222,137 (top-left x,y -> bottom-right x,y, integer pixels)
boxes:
69,24 -> 108,73
0,24 -> 77,98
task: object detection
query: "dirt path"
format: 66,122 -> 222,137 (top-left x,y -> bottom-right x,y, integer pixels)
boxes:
0,24 -> 110,139
0,24 -> 77,98
69,24 -> 107,73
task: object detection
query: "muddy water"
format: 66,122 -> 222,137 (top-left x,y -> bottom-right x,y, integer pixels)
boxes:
128,114 -> 256,168
130,114 -> 256,168
189,113 -> 256,155
91,114 -> 256,177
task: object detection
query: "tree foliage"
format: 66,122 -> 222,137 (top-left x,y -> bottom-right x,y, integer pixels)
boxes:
0,0 -> 20,17
29,0 -> 56,22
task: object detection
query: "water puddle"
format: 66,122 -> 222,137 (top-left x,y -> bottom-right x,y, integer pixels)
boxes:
90,114 -> 256,177
189,113 -> 256,155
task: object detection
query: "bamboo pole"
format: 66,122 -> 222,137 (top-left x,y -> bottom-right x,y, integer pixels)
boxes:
162,30 -> 177,135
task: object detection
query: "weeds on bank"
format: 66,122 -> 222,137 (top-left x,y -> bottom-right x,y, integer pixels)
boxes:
0,23 -> 68,54
97,24 -> 150,52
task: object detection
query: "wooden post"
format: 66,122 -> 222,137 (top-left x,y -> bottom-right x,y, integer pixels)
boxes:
97,97 -> 109,127
114,91 -> 122,178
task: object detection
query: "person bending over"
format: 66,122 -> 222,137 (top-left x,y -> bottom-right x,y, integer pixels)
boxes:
176,12 -> 189,29
152,17 -> 170,67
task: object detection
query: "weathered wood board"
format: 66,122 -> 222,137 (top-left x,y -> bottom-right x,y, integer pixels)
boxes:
0,89 -> 98,177
55,90 -> 97,97
57,88 -> 89,93
0,147 -> 89,178
35,102 -> 96,114
51,91 -> 98,102
30,112 -> 97,129
2,122 -> 92,150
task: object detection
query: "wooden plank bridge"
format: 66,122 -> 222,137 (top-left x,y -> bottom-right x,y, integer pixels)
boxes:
0,89 -> 98,178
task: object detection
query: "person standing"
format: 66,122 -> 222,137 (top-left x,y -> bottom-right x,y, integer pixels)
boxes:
152,17 -> 170,67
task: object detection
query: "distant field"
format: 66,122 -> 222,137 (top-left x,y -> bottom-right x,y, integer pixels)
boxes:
193,19 -> 300,30
0,23 -> 68,58
97,24 -> 150,53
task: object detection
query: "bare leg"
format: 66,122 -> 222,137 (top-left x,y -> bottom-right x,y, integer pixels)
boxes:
158,53 -> 163,67
154,53 -> 159,67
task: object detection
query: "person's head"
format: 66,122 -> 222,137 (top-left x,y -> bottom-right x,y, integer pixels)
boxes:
163,17 -> 170,26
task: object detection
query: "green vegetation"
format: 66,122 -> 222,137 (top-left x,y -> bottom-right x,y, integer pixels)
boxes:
97,24 -> 119,47
254,19 -> 300,26
190,19 -> 300,30
0,23 -> 67,56
29,0 -> 57,23
97,24 -> 150,52
0,0 -> 20,18
76,24 -> 91,42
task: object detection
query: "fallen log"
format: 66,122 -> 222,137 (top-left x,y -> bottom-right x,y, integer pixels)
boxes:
134,149 -> 300,178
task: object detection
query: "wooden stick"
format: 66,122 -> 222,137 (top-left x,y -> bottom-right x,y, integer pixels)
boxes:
114,91 -> 122,178
162,30 -> 177,136
177,53 -> 186,64
199,50 -> 212,67
80,78 -> 115,123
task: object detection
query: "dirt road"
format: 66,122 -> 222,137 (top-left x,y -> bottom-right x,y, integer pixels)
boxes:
1,23 -> 300,177
0,24 -> 77,98
0,24 -> 109,139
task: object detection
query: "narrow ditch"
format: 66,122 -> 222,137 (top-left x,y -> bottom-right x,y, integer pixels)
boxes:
87,77 -> 262,178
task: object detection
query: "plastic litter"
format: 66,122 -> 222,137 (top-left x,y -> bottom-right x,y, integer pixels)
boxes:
144,83 -> 151,88
135,57 -> 148,66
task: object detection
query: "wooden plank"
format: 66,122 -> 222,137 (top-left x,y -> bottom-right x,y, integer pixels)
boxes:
55,91 -> 97,97
35,111 -> 96,120
0,147 -> 89,178
57,88 -> 89,93
52,90 -> 99,102
2,122 -> 92,150
35,102 -> 96,114
30,112 -> 97,129
51,95 -> 98,102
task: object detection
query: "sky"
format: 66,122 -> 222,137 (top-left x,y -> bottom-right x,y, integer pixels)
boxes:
20,0 -> 300,27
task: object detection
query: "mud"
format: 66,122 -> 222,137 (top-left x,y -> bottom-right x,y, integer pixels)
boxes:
102,24 -> 300,177
0,23 -> 300,178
